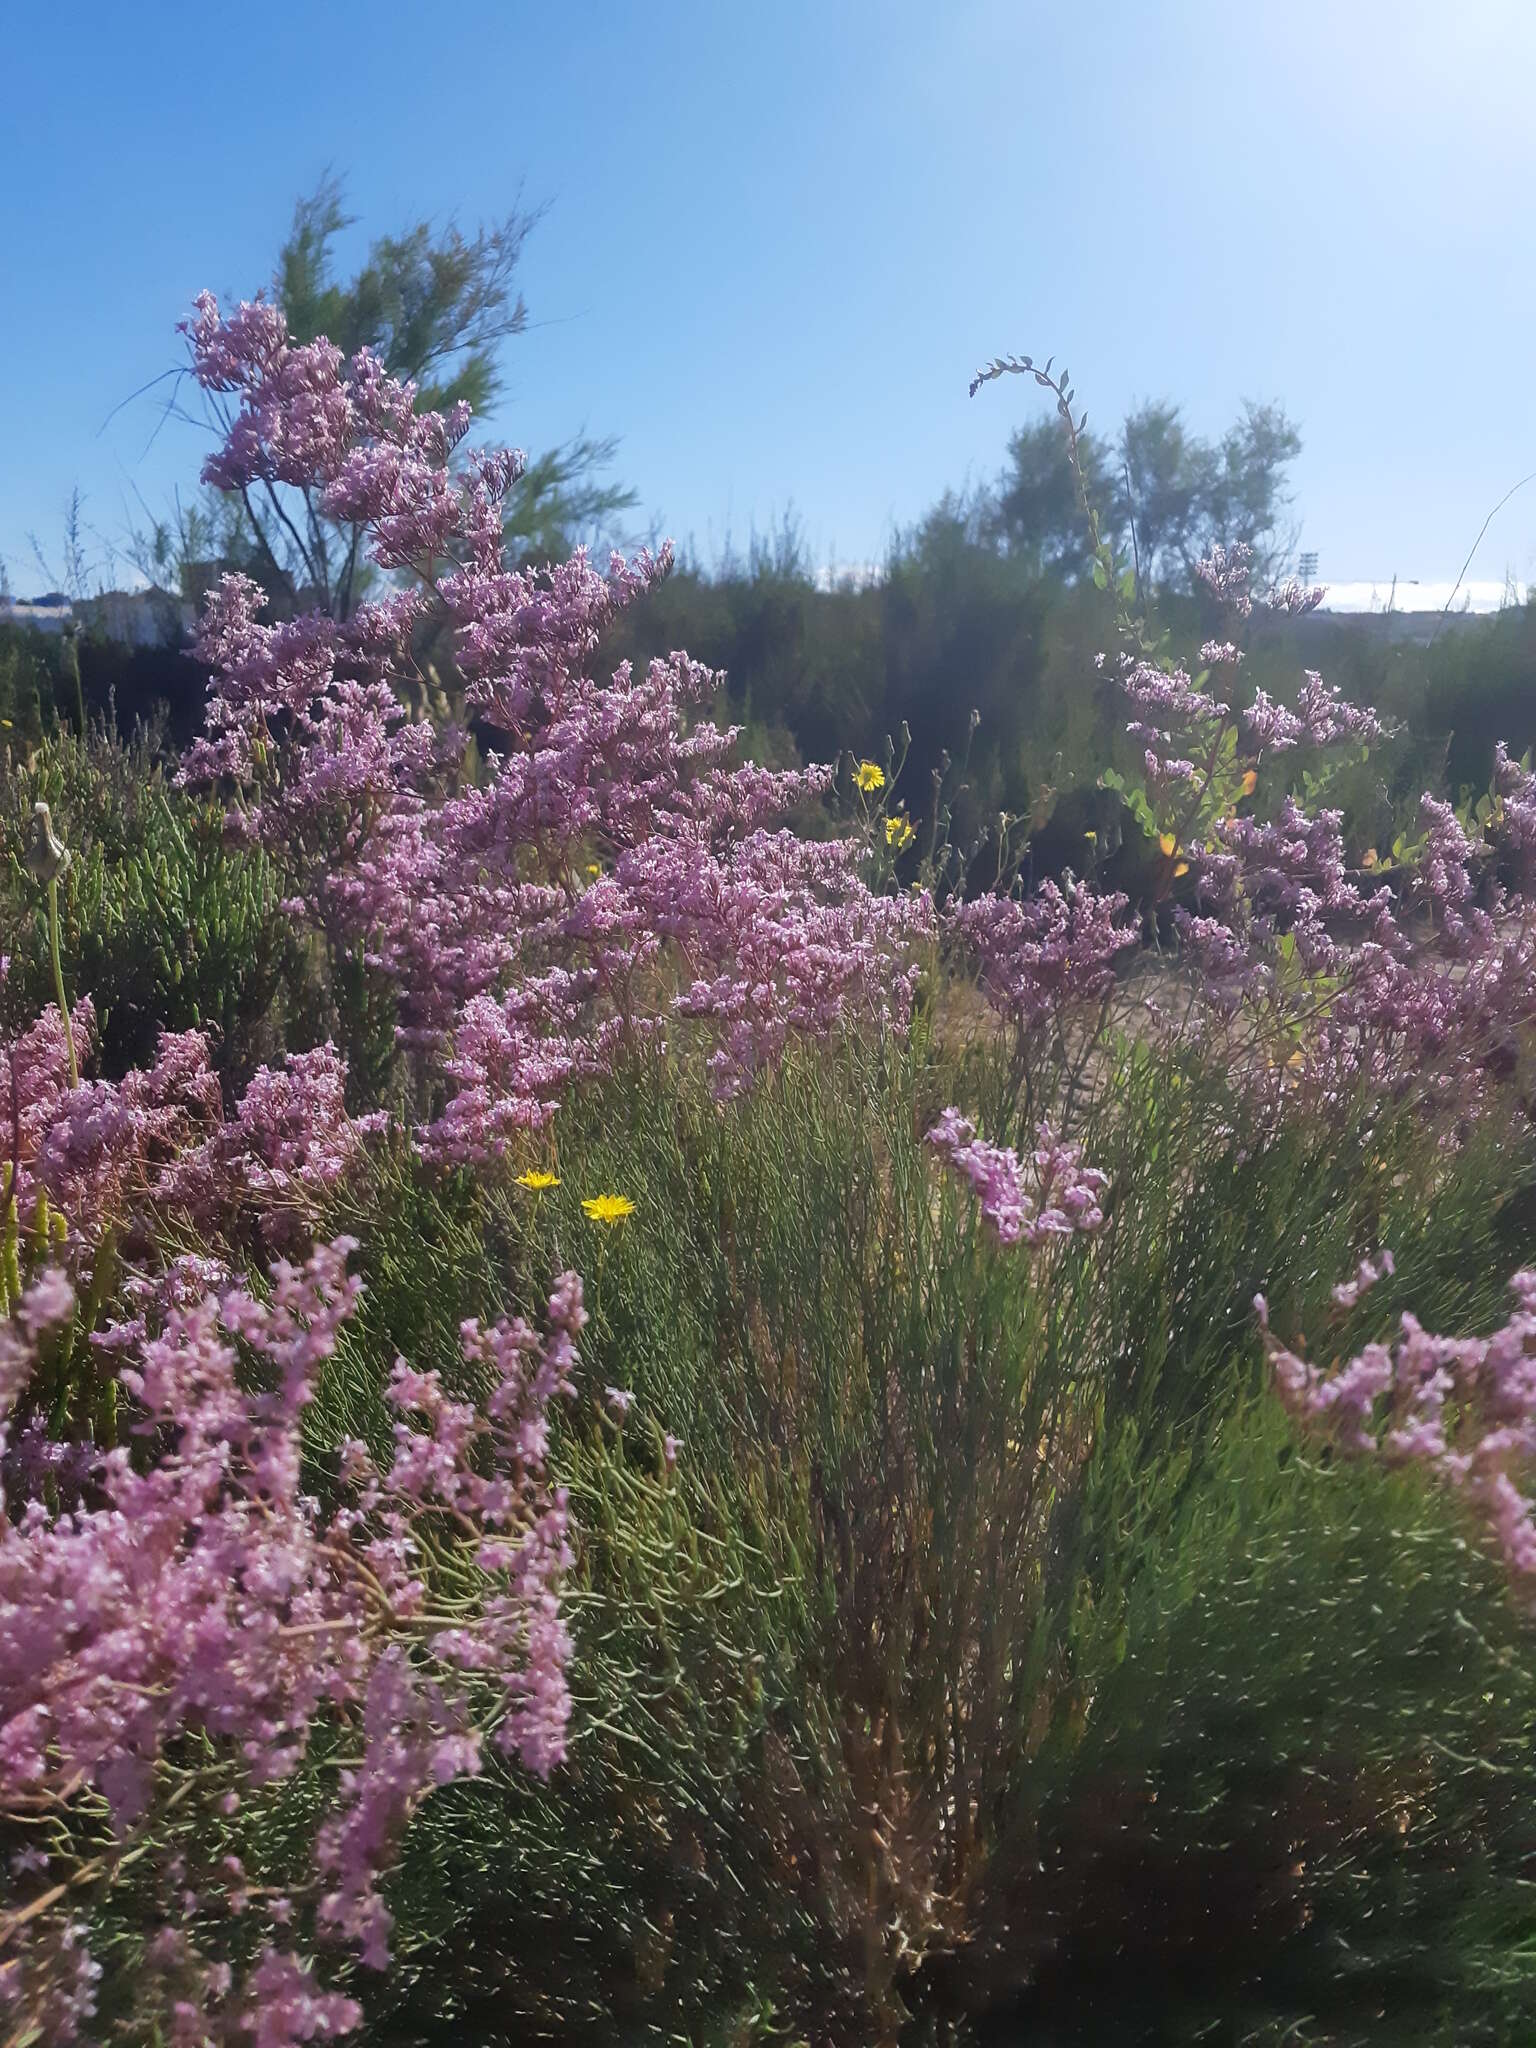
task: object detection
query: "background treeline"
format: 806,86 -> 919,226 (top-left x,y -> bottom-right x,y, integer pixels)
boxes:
8,176 -> 1534,886
601,518 -> 1535,874
9,503 -> 1536,884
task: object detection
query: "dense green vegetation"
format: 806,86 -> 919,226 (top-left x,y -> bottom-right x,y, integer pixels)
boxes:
341,1048 -> 1536,2045
612,541 -> 1535,891
11,552 -> 1535,913
7,699 -> 1536,2041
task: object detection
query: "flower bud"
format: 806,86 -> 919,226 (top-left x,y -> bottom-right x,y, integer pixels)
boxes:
24,802 -> 71,885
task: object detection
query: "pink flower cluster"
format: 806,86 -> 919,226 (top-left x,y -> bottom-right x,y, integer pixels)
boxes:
1195,541 -> 1256,617
182,289 -> 480,543
0,1240 -> 585,2036
1108,571 -> 1536,1118
1493,742 -> 1536,878
1259,1260 -> 1536,1597
2,1001 -> 216,1246
926,1108 -> 1108,1248
1181,780 -> 1536,1113
165,1043 -> 388,1242
1242,672 -> 1385,757
3,1008 -> 382,1265
946,879 -> 1138,1037
177,294 -> 930,1134
1192,541 -> 1324,619
1121,656 -> 1228,795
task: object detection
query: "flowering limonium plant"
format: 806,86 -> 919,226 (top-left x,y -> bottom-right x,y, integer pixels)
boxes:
0,290 -> 938,2040
965,348 -> 1536,1128
926,1108 -> 1107,1250
0,992 -> 380,1288
1258,1254 -> 1536,1601
1154,565 -> 1536,1115
175,291 -> 933,1125
0,1241 -> 586,2037
942,533 -> 1536,1128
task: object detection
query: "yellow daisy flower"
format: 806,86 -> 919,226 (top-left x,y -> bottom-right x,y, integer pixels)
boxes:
884,814 -> 915,849
855,760 -> 886,793
516,1170 -> 560,1190
582,1193 -> 635,1224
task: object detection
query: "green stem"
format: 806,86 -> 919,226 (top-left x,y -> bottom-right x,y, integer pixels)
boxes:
47,878 -> 78,1089
1,1174 -> 19,1316
63,631 -> 86,736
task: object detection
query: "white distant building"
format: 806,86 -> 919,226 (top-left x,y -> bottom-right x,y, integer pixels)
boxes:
1,593 -> 74,634
1,589 -> 192,646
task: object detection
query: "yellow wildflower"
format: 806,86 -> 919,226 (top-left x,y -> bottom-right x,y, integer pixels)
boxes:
516,1169 -> 560,1191
586,863 -> 601,877
582,1193 -> 635,1224
855,760 -> 885,793
884,814 -> 915,849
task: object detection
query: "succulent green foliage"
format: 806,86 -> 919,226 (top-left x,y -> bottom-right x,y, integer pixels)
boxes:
0,727 -> 303,1084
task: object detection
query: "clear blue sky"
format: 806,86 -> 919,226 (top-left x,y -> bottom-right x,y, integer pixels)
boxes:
3,0 -> 1534,600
